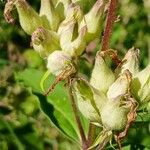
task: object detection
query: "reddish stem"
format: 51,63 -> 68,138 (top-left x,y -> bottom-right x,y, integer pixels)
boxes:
67,78 -> 88,150
101,0 -> 117,51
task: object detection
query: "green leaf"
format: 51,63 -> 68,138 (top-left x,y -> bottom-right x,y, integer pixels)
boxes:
15,68 -> 43,93
15,68 -> 89,143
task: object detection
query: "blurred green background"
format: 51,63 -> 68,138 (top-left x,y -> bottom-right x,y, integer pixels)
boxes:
0,0 -> 150,150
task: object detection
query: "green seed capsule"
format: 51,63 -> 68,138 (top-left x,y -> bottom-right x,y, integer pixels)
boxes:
120,47 -> 140,76
40,0 -> 60,31
107,70 -> 131,101
79,0 -> 105,43
31,27 -> 60,58
58,4 -> 86,57
15,0 -> 46,35
101,100 -> 129,131
90,52 -> 115,93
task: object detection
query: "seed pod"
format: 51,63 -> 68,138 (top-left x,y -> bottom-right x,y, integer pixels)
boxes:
120,47 -> 140,76
58,4 -> 87,57
107,70 -> 132,101
40,0 -> 60,31
31,27 -> 60,58
62,25 -> 87,57
90,52 -> 115,93
74,79 -> 107,125
79,0 -> 105,43
47,51 -> 72,76
14,0 -> 46,35
58,3 -> 84,34
131,64 -> 150,103
101,100 -> 130,131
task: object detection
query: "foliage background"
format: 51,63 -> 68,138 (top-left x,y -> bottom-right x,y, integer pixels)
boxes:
0,0 -> 150,150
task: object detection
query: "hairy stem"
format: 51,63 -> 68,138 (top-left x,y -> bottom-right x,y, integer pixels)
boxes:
101,0 -> 117,51
67,78 -> 88,150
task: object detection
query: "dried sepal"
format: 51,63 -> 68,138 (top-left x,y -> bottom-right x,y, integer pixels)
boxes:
45,63 -> 76,95
4,0 -> 15,23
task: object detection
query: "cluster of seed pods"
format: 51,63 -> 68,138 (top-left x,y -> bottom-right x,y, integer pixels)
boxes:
4,0 -> 150,148
4,0 -> 106,76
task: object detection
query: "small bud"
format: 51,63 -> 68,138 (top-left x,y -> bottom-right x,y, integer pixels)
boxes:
40,0 -> 60,31
14,0 -> 46,35
79,0 -> 105,43
131,64 -> 150,103
31,27 -> 60,58
107,70 -> 132,101
120,47 -> 140,76
90,52 -> 115,93
47,51 -> 72,76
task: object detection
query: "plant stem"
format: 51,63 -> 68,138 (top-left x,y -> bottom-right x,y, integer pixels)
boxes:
67,78 -> 88,150
101,0 -> 117,52
87,123 -> 95,146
